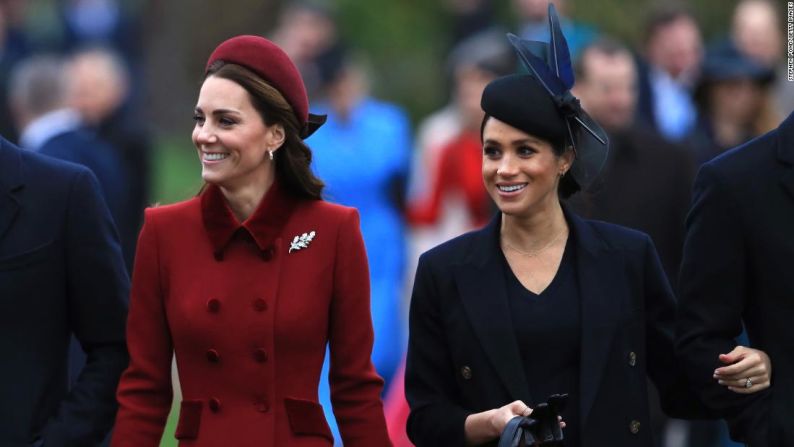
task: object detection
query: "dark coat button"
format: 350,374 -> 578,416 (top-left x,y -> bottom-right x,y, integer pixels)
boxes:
253,299 -> 267,312
461,366 -> 472,380
261,247 -> 275,261
629,420 -> 641,434
206,299 -> 220,313
209,397 -> 221,413
628,351 -> 637,367
254,348 -> 268,363
254,397 -> 269,413
206,349 -> 220,363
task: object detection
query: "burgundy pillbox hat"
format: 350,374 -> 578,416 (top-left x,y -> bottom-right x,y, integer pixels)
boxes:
206,35 -> 325,138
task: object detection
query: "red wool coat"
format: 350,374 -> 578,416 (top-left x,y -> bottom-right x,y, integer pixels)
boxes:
112,181 -> 391,446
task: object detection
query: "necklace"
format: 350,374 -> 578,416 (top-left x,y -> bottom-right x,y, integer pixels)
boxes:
502,227 -> 567,257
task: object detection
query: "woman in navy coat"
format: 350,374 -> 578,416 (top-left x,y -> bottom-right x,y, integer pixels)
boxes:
404,6 -> 771,447
112,36 -> 391,446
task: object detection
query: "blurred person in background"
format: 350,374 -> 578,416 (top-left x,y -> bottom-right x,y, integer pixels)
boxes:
8,54 -> 127,237
513,0 -> 597,59
636,3 -> 703,143
112,35 -> 391,446
57,0 -> 139,60
691,43 -> 775,165
570,38 -> 695,287
728,0 -> 791,124
270,1 -> 338,101
408,30 -> 514,252
308,41 -> 412,444
0,0 -> 31,143
441,0 -> 496,50
67,46 -> 152,271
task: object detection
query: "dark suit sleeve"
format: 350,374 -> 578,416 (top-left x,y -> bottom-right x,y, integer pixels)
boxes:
39,169 -> 130,445
640,234 -> 714,419
676,164 -> 769,444
328,209 -> 391,446
405,254 -> 470,447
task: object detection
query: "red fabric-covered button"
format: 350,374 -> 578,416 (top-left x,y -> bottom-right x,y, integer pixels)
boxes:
206,349 -> 220,363
253,299 -> 267,312
206,299 -> 220,313
208,397 -> 221,413
253,348 -> 268,363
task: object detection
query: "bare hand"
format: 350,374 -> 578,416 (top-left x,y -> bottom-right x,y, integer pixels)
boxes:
464,400 -> 565,446
713,345 -> 772,394
488,401 -> 566,439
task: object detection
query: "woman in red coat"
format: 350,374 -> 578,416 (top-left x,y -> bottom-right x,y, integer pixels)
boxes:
112,35 -> 391,446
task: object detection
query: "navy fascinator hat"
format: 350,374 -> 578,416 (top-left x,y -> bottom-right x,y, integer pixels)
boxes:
481,3 -> 609,190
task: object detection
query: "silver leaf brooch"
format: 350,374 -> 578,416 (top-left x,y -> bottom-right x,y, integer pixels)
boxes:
289,231 -> 316,253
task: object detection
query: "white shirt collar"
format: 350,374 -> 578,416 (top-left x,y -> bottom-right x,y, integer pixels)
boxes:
19,109 -> 83,151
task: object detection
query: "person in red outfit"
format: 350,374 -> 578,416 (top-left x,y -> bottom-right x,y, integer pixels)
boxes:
112,35 -> 391,447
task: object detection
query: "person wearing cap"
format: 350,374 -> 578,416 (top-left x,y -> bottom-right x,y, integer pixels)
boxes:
690,42 -> 776,165
111,35 -> 391,446
404,5 -> 771,447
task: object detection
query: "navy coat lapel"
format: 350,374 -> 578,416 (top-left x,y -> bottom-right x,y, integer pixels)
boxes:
0,139 -> 23,242
454,215 -> 533,404
776,112 -> 794,201
566,211 -> 623,428
454,210 -> 624,424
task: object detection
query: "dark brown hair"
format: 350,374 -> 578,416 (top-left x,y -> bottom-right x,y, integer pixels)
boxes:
205,60 -> 324,200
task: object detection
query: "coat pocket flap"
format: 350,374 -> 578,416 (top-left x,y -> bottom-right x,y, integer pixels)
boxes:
0,241 -> 54,270
175,400 -> 203,440
284,397 -> 333,441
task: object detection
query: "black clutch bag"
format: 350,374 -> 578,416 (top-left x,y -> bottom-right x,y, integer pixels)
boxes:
498,394 -> 568,447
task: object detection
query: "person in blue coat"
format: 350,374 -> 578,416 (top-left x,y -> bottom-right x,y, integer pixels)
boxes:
405,6 -> 772,447
309,44 -> 411,380
0,136 -> 129,445
308,42 -> 411,443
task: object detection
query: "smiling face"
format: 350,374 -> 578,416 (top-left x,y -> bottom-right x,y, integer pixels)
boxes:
482,117 -> 573,218
192,76 -> 284,191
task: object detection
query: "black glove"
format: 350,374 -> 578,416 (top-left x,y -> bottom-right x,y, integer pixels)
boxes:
498,394 -> 568,447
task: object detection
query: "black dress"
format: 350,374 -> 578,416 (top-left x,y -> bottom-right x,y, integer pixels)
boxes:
503,236 -> 581,447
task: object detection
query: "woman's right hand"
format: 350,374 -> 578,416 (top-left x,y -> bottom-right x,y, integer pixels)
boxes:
464,400 -> 533,445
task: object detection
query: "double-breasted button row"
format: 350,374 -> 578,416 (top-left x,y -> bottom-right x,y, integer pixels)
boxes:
628,351 -> 637,367
205,298 -> 269,313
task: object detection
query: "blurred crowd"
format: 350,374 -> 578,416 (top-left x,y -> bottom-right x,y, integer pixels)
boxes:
1,0 -> 790,446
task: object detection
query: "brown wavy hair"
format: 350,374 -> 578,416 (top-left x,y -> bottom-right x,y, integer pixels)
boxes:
205,60 -> 324,200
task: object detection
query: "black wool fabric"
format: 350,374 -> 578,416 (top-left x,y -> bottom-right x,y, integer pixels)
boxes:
502,236 -> 581,447
481,73 -> 567,147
